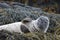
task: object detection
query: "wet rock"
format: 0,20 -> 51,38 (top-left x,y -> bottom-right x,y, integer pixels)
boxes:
0,2 -> 11,8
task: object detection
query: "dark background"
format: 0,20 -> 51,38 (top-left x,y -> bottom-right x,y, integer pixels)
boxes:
1,0 -> 60,14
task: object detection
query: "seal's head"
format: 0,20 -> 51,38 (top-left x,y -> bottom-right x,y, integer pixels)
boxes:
36,16 -> 49,33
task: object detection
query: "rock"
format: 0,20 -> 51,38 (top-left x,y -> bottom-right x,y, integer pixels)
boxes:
0,1 -> 60,40
0,2 -> 60,32
0,30 -> 60,40
0,30 -> 29,40
0,2 -> 11,8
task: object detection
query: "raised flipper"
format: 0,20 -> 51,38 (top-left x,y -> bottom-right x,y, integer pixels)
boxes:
20,25 -> 30,33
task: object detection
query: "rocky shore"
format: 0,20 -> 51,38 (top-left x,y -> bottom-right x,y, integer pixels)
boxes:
0,2 -> 60,40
